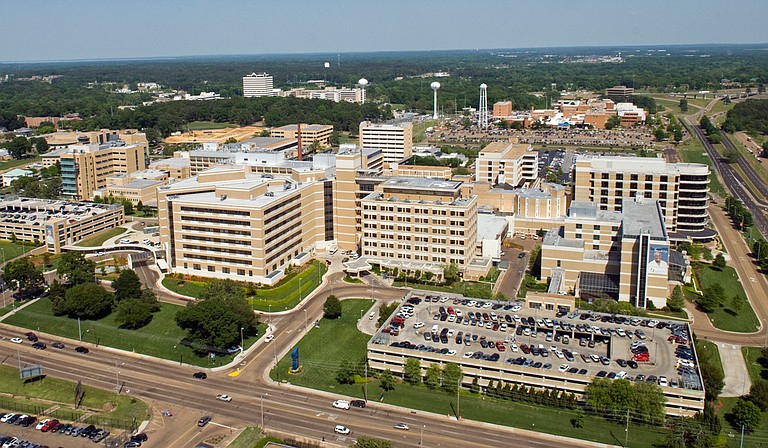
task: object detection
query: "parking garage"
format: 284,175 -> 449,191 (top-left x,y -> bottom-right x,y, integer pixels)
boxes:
368,291 -> 705,416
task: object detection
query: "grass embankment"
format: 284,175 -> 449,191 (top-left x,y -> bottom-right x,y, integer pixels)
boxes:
228,428 -> 264,448
4,298 -> 265,367
0,157 -> 41,172
185,121 -> 237,130
270,300 -> 667,447
0,364 -> 148,422
688,264 -> 760,333
0,240 -> 36,263
391,280 -> 493,299
718,347 -> 768,447
75,227 -> 128,247
162,260 -> 328,312
677,132 -> 727,197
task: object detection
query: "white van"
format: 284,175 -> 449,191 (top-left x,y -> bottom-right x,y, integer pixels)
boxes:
431,324 -> 440,334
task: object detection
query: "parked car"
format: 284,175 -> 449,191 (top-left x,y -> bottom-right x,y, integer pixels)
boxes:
350,400 -> 366,408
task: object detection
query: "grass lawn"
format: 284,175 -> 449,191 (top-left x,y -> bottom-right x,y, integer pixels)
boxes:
269,301 -> 667,447
343,276 -> 364,284
741,346 -> 767,382
75,227 -> 128,247
228,428 -> 264,448
185,121 -> 237,130
162,260 -> 328,312
0,240 -> 36,262
4,298 -> 265,368
0,364 -> 148,422
692,264 -> 760,333
0,157 -> 40,173
717,397 -> 768,447
412,119 -> 439,143
391,280 -> 494,300
677,131 -> 727,197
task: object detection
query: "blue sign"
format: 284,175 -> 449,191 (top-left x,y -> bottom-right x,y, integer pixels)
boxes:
291,347 -> 300,371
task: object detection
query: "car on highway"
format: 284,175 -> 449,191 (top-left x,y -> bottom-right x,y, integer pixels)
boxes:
264,335 -> 275,343
9,338 -> 22,344
193,372 -> 207,380
350,400 -> 366,408
216,394 -> 232,402
51,342 -> 65,349
334,425 -> 350,435
24,332 -> 38,342
31,342 -> 46,350
197,416 -> 212,427
75,346 -> 89,353
332,400 -> 350,410
394,422 -> 410,430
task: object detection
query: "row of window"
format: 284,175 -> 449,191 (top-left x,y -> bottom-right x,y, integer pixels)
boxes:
594,173 -> 672,182
181,225 -> 251,237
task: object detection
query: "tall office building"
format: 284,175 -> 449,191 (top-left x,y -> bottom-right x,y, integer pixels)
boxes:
58,140 -> 148,200
359,121 -> 413,164
475,141 -> 538,187
572,155 -> 712,239
243,72 -> 275,97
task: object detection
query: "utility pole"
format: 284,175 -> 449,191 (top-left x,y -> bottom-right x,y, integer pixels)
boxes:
364,358 -> 368,401
457,377 -> 461,419
740,424 -> 745,448
625,408 -> 629,448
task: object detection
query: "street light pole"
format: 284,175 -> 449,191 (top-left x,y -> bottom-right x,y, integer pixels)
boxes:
303,309 -> 307,331
260,393 -> 268,429
457,377 -> 461,420
420,425 -> 425,446
240,327 -> 244,350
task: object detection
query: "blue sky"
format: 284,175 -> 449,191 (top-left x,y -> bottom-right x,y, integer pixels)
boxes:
3,0 -> 766,62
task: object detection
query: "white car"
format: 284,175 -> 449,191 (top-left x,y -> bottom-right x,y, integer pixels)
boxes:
0,414 -> 15,423
334,425 -> 350,435
332,400 -> 350,410
394,422 -> 410,430
36,419 -> 50,430
558,364 -> 570,372
264,335 -> 274,343
446,350 -> 457,356
463,351 -> 475,358
413,322 -> 425,329
9,338 -> 22,344
216,394 -> 232,402
510,344 -> 519,352
658,376 -> 669,387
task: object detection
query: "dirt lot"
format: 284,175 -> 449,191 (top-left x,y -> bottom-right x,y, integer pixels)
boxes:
164,126 -> 264,144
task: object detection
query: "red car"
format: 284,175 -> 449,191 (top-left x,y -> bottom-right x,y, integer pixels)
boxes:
41,419 -> 59,432
633,353 -> 650,362
496,342 -> 506,351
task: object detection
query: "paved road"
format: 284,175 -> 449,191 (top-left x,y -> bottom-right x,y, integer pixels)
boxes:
720,131 -> 768,207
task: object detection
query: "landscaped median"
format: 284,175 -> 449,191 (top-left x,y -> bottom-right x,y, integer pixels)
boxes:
685,262 -> 760,333
162,260 -> 328,311
3,297 -> 265,367
270,299 -> 668,447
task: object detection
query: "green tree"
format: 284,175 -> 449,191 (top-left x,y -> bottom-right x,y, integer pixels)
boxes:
64,283 -> 114,319
699,357 -> 725,401
746,379 -> 768,411
352,436 -> 393,448
122,200 -> 134,215
47,280 -> 68,316
376,301 -> 399,327
224,137 -> 238,144
175,283 -> 258,349
605,115 -> 621,130
679,99 -> 689,112
654,127 -> 668,142
424,363 -> 441,390
4,257 -> 44,294
58,251 -> 96,285
114,298 -> 154,329
441,362 -> 463,394
443,262 -> 460,283
729,295 -> 743,313
698,284 -> 724,313
727,399 -> 762,430
712,253 -> 726,270
323,295 -> 342,319
6,137 -> 32,159
403,357 -> 422,385
112,269 -> 143,302
667,285 -> 685,312
335,360 -> 356,385
380,369 -> 396,391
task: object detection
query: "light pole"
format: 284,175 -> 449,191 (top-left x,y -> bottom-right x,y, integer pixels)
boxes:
420,425 -> 425,446
303,309 -> 307,331
260,393 -> 268,429
456,377 -> 461,420
115,361 -> 124,392
240,327 -> 244,350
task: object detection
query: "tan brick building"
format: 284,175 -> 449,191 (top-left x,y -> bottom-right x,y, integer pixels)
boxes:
270,124 -> 333,148
359,121 -> 413,164
475,141 -> 538,187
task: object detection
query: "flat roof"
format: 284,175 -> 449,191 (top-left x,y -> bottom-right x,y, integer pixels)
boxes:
478,214 -> 507,240
622,198 -> 666,238
273,124 -> 331,132
114,179 -> 164,189
382,176 -> 462,192
150,157 -> 191,168
480,141 -> 531,158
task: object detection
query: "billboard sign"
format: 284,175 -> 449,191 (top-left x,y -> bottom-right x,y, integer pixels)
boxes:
647,244 -> 669,276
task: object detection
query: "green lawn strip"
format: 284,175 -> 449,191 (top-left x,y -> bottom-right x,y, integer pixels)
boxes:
647,310 -> 689,321
391,280 -> 493,299
0,364 -> 148,422
0,240 -> 36,261
185,121 -> 237,130
75,227 -> 128,247
695,340 -> 724,379
693,264 -> 760,333
732,163 -> 765,201
678,129 -> 727,197
741,346 -> 768,382
0,157 -> 40,173
161,261 -> 327,312
0,303 -> 16,317
250,261 -> 328,311
343,276 -> 364,284
412,119 -> 439,143
228,427 -> 264,448
270,301 -> 666,447
4,298 -> 265,367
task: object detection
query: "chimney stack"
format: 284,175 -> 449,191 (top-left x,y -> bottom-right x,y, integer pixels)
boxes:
297,123 -> 303,161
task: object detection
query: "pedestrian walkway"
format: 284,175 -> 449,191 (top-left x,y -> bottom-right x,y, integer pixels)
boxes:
718,342 -> 752,397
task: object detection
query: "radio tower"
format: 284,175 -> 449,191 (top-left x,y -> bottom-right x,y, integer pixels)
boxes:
479,83 -> 489,130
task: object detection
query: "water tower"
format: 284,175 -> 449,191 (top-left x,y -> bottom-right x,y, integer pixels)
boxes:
358,78 -> 369,104
479,83 -> 489,130
431,81 -> 441,119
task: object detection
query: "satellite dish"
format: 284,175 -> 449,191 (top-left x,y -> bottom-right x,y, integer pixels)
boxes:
324,62 -> 330,69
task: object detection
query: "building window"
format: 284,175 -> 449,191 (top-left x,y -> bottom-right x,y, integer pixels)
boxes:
576,234 -> 582,239
644,191 -> 652,198
601,173 -> 608,179
237,269 -> 246,275
631,174 -> 638,181
193,264 -> 201,270
616,173 -> 624,180
594,225 -> 600,230
207,266 -> 215,272
557,260 -> 561,267
223,267 -> 230,274
646,175 -> 653,182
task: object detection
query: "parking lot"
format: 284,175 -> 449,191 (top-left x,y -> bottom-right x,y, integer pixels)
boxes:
378,292 -> 702,392
0,414 -> 129,448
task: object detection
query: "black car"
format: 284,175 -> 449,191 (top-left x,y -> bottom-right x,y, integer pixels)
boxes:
627,360 -> 638,369
51,342 -> 65,349
25,332 -> 38,342
198,416 -> 212,427
616,359 -> 628,368
130,433 -> 148,442
74,346 -> 90,354
350,400 -> 366,408
193,372 -> 207,380
21,416 -> 36,427
596,370 -> 608,378
31,342 -> 46,350
80,424 -> 96,436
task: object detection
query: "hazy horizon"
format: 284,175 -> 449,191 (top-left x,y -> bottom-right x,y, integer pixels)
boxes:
3,0 -> 766,63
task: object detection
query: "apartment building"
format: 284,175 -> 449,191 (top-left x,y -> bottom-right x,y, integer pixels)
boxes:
540,197 -> 673,309
149,157 -> 191,180
572,155 -> 712,239
0,198 -> 124,254
58,140 -> 148,200
475,141 -> 538,187
605,85 -> 635,96
492,101 -> 513,117
360,177 -> 479,279
359,121 -> 413,164
270,124 -> 333,148
156,167 -> 333,285
99,169 -> 169,206
243,72 -> 276,97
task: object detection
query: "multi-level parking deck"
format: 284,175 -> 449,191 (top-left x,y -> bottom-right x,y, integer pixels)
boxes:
368,291 -> 705,416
